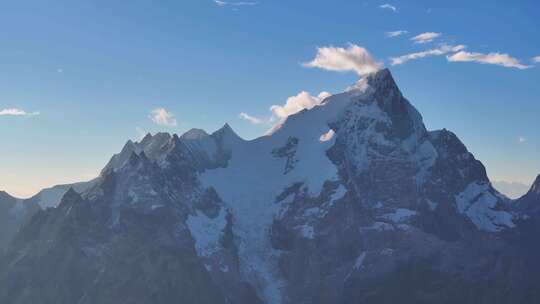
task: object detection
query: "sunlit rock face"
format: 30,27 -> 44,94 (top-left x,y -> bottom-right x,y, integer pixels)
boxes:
1,69 -> 539,304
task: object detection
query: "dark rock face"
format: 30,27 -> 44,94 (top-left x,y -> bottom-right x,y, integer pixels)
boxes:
269,70 -> 531,304
0,69 -> 538,303
0,191 -> 40,252
515,175 -> 540,215
0,149 -> 260,304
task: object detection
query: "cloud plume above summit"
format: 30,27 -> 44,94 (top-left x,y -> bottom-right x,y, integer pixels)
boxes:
303,44 -> 383,76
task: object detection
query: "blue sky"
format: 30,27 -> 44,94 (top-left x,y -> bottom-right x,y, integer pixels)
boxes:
0,0 -> 538,197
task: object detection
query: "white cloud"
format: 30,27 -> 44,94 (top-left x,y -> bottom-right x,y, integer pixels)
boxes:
411,32 -> 441,44
303,44 -> 383,76
0,108 -> 40,117
214,0 -> 257,6
390,44 -> 466,65
149,108 -> 177,126
238,112 -> 267,124
518,136 -> 526,144
379,4 -> 397,12
240,91 -> 332,133
270,91 -> 331,120
262,91 -> 332,134
447,51 -> 532,70
533,56 -> 540,63
386,30 -> 408,38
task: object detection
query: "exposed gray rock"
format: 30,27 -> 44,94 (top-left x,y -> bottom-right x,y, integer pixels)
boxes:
0,69 -> 538,303
0,191 -> 40,252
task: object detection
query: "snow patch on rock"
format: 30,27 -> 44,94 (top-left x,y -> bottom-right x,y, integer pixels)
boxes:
381,208 -> 417,223
455,182 -> 515,232
199,90 -> 358,303
186,208 -> 228,258
297,224 -> 315,239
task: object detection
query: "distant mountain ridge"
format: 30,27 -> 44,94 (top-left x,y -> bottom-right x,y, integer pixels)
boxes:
492,180 -> 531,199
1,69 -> 539,304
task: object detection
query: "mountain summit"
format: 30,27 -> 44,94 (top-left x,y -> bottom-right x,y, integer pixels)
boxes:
1,69 -> 539,304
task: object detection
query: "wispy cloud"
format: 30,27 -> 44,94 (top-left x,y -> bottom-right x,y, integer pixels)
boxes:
214,0 -> 257,6
239,91 -> 331,133
533,56 -> 540,63
386,30 -> 408,38
263,91 -> 331,134
149,108 -> 177,126
270,91 -> 331,120
390,44 -> 466,65
518,136 -> 526,144
411,32 -> 441,44
379,4 -> 397,12
447,51 -> 532,70
303,44 -> 383,76
0,108 -> 40,117
238,112 -> 269,124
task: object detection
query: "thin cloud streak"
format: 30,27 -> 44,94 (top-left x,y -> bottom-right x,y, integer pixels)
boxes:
238,112 -> 268,124
0,108 -> 40,117
411,32 -> 441,44
390,44 -> 466,65
386,30 -> 408,38
447,51 -> 532,70
214,0 -> 257,6
379,4 -> 397,12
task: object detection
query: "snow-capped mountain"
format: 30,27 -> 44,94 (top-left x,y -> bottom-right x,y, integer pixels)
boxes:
1,69 -> 539,304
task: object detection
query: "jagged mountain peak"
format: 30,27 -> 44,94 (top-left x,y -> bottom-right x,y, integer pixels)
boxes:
213,122 -> 234,135
62,187 -> 80,200
211,123 -> 243,143
140,132 -> 172,147
347,68 -> 399,96
2,68 -> 534,304
140,132 -> 153,143
181,128 -> 210,140
365,68 -> 397,90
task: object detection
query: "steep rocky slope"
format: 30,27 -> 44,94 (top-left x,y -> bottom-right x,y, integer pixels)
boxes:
0,191 -> 40,252
1,69 -> 538,304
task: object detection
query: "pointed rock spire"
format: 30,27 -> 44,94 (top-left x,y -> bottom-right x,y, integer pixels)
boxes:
211,123 -> 243,142
61,187 -> 82,204
140,133 -> 153,145
181,128 -> 210,140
